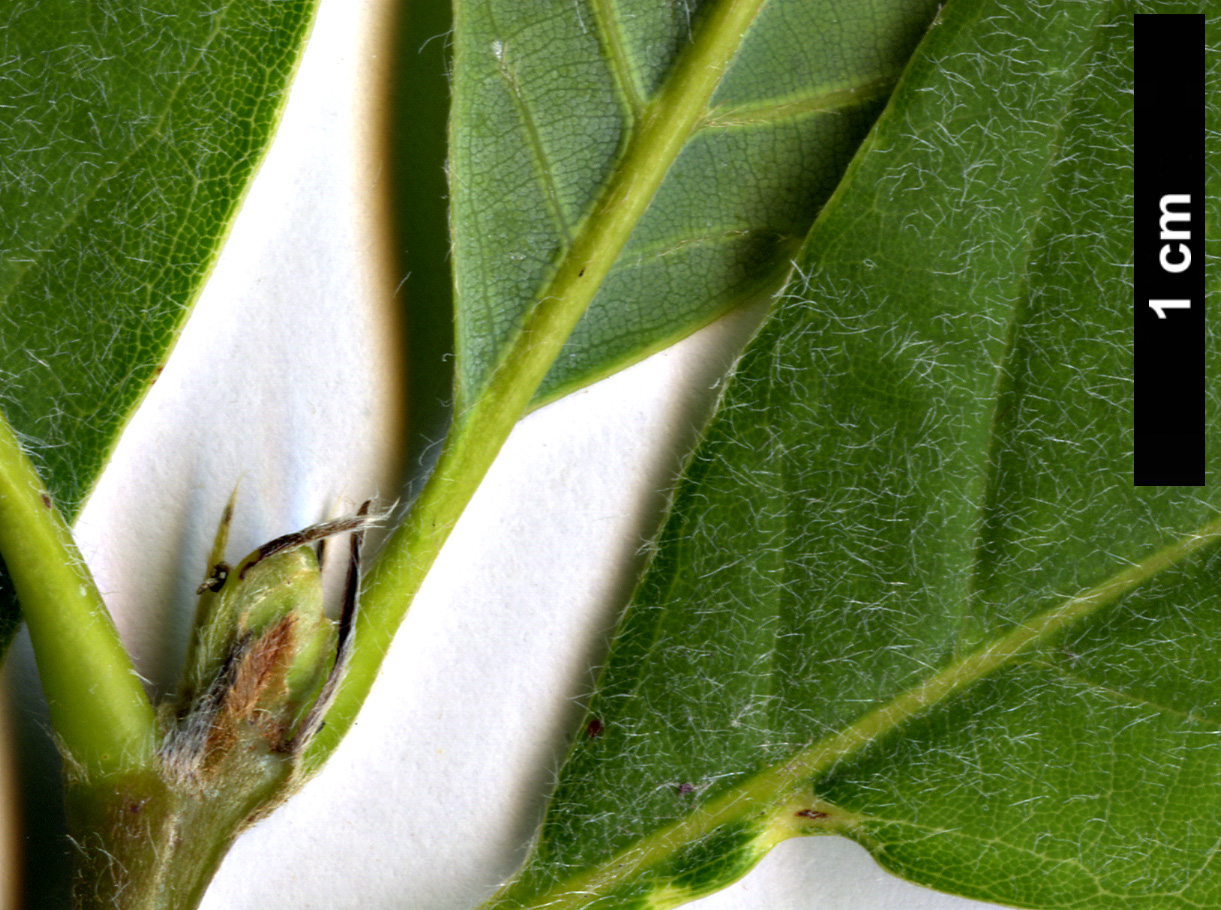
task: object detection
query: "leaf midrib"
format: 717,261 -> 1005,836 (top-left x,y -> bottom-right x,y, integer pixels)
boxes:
456,0 -> 773,412
310,0 -> 774,772
487,513 -> 1221,910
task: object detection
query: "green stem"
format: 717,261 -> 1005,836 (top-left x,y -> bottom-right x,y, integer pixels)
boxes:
0,410 -> 156,775
305,0 -> 771,770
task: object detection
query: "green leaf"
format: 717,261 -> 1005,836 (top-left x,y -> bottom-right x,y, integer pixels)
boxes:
448,0 -> 941,412
311,0 -> 947,768
481,2 -> 1221,909
0,0 -> 319,512
0,0 -> 322,652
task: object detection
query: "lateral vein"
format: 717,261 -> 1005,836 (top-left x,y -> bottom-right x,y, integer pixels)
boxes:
589,0 -> 647,117
701,74 -> 898,129
492,39 -> 575,242
482,512 -> 1221,910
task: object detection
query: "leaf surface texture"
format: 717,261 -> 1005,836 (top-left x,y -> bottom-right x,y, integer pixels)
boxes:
0,0 -> 320,648
479,2 -> 1221,909
0,0 -> 318,516
448,0 -> 941,410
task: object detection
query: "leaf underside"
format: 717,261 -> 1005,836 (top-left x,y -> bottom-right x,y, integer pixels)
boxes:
449,0 -> 942,413
0,0 -> 320,650
482,2 -> 1221,909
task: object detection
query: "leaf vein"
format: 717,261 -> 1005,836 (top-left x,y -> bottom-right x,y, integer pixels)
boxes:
959,0 -> 1118,655
1027,658 -> 1220,726
487,513 -> 1221,909
490,37 -> 575,243
701,74 -> 899,130
588,0 -> 647,118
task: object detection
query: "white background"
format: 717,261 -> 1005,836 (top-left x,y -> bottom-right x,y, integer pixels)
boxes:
2,1 -> 1006,908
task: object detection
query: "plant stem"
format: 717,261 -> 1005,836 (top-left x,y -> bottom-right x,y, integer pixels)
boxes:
0,410 -> 156,775
64,756 -> 294,910
305,0 -> 771,771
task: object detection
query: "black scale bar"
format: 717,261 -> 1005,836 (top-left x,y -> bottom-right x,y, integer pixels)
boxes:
1134,13 -> 1205,486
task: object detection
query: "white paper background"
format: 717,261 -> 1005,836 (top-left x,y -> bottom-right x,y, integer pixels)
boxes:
2,2 -> 1010,908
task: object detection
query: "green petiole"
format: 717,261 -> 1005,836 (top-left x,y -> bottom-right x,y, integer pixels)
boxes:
0,409 -> 157,777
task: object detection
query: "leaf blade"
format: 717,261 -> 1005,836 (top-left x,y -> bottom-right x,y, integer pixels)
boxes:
322,0 -> 846,771
448,0 -> 942,410
481,2 -> 1221,908
0,0 -> 321,517
0,0 -> 322,656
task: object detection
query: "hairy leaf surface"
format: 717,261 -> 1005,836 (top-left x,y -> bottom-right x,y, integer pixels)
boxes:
449,0 -> 941,411
0,0 -> 320,648
0,0 -> 319,514
480,2 -> 1221,909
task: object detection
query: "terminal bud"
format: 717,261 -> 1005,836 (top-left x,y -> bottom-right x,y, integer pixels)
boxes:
164,498 -> 369,779
66,498 -> 371,910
